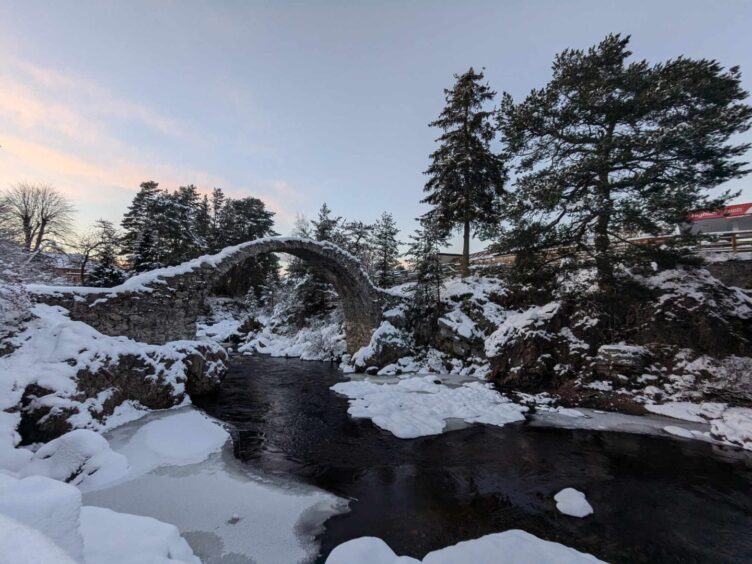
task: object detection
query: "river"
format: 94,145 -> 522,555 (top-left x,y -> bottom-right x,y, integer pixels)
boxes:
194,354 -> 752,563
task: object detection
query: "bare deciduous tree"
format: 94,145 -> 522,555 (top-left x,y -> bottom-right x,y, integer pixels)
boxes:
0,183 -> 75,252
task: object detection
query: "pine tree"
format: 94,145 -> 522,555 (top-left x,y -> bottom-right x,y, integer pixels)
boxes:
498,34 -> 752,289
196,195 -> 211,253
371,212 -> 400,287
212,196 -> 278,297
86,220 -> 125,287
341,220 -> 373,267
407,220 -> 447,338
423,68 -> 507,277
121,181 -> 160,262
311,203 -> 340,242
209,187 -> 226,252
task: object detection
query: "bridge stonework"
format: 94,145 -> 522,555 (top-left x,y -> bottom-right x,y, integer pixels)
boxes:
29,238 -> 391,353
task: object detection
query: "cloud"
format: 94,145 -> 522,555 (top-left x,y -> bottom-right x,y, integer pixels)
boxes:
3,56 -> 191,140
0,54 -> 302,234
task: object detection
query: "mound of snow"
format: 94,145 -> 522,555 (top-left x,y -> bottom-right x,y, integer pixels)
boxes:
80,506 -> 200,564
19,429 -> 129,489
554,488 -> 593,518
0,474 -> 84,561
325,529 -> 604,563
331,376 -> 527,439
117,410 -> 229,478
0,513 -> 78,564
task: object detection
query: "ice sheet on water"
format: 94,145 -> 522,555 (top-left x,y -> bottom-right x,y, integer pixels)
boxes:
331,376 -> 527,439
83,406 -> 346,564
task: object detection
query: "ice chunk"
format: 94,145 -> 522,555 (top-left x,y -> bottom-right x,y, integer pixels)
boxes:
332,377 -> 526,439
554,488 -> 593,518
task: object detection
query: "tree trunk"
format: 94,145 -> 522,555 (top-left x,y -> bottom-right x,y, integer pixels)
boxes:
461,219 -> 471,278
594,178 -> 613,290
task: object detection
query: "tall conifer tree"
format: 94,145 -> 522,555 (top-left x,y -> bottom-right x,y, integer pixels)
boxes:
423,68 -> 507,277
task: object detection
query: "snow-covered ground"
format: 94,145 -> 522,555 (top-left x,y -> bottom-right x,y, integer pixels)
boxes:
325,530 -> 604,564
0,406 -> 345,564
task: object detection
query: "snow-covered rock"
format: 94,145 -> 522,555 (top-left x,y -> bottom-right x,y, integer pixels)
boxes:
0,303 -> 226,444
18,429 -> 129,489
710,407 -> 752,450
554,488 -> 593,518
325,529 -> 604,563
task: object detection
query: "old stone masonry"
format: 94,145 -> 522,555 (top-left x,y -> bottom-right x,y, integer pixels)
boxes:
28,237 -> 391,353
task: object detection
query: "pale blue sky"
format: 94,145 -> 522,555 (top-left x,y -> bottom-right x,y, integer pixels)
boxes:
1,0 -> 751,251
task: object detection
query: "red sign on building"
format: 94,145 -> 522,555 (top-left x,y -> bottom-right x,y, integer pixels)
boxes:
687,203 -> 752,221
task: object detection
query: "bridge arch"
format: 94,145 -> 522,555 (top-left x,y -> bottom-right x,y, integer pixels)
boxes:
29,237 -> 390,353
203,237 -> 387,351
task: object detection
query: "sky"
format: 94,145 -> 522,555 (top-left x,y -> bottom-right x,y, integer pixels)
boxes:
1,0 -> 752,252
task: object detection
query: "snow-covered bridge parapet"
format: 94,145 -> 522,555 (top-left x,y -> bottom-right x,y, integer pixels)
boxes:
27,237 -> 393,353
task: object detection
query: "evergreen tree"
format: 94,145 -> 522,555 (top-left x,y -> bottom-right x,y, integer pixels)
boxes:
341,220 -> 373,267
121,181 -> 160,263
423,68 -> 507,277
209,187 -> 226,251
133,228 -> 158,272
212,196 -> 278,297
288,206 -> 338,322
407,220 -> 447,338
196,195 -> 211,252
86,220 -> 125,287
371,212 -> 401,287
311,203 -> 341,242
498,34 -> 752,289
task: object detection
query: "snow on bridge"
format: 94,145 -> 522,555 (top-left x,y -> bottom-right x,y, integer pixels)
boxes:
27,237 -> 392,353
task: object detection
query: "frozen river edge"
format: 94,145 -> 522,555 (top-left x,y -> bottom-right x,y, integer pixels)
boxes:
82,406 -> 347,564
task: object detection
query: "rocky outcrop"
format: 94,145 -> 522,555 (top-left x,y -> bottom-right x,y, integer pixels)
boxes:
486,268 -> 752,400
17,343 -> 227,444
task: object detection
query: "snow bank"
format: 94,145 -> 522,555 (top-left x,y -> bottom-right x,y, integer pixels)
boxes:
0,473 -> 84,561
554,488 -> 593,518
241,319 -> 346,360
80,506 -> 200,564
19,429 -> 129,489
325,529 -> 604,563
0,513 -> 78,564
332,376 -> 527,439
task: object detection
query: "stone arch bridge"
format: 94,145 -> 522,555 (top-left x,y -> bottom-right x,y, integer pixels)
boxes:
29,237 -> 392,352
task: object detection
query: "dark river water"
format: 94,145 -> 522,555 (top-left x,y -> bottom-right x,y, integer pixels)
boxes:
194,354 -> 752,563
